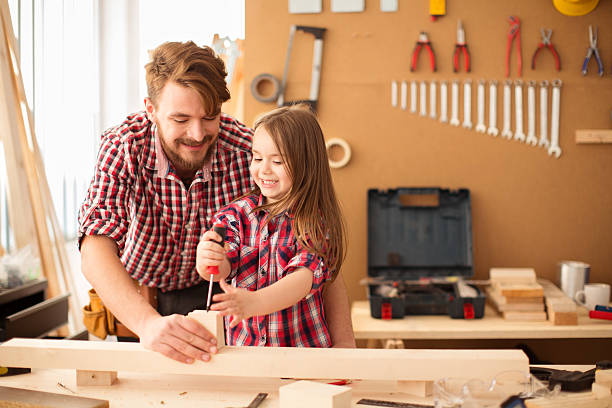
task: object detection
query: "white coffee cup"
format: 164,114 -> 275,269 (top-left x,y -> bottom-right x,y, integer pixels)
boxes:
574,283 -> 611,310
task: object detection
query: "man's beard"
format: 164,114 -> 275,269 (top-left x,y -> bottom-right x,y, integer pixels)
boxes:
158,130 -> 216,176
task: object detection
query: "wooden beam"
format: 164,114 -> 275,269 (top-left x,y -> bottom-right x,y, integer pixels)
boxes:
0,338 -> 529,381
0,385 -> 109,408
279,380 -> 351,408
575,129 -> 612,144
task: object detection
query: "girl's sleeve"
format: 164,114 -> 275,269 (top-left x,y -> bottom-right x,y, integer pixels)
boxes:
211,206 -> 242,280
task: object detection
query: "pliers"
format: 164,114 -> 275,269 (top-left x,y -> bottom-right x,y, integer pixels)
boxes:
410,32 -> 436,72
582,25 -> 604,76
531,28 -> 560,71
505,16 -> 522,77
453,20 -> 470,72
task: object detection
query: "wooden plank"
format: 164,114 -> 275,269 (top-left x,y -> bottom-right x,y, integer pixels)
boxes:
575,129 -> 612,144
493,282 -> 544,298
0,386 -> 108,408
502,311 -> 547,322
76,370 -> 117,386
489,268 -> 536,284
486,287 -> 544,312
0,338 -> 529,382
279,380 -> 351,408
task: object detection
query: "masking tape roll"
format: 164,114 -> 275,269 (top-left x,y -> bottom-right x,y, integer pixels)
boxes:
326,138 -> 351,169
250,73 -> 280,103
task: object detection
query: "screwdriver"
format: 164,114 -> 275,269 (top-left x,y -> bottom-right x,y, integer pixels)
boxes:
206,224 -> 226,311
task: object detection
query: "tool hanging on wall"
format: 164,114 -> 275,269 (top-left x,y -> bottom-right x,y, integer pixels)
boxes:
391,80 -> 398,108
429,80 -> 437,119
411,32 -> 436,72
514,80 -> 525,142
277,25 -> 327,112
581,25 -> 603,76
526,81 -> 538,146
439,80 -> 448,123
419,81 -> 427,116
501,79 -> 513,139
410,80 -> 417,113
487,80 -> 499,136
400,80 -> 407,110
453,20 -> 471,72
475,80 -> 486,133
548,79 -> 562,158
450,80 -> 460,126
462,79 -> 472,129
538,81 -> 550,148
505,16 -> 522,77
531,28 -> 561,71
429,0 -> 445,21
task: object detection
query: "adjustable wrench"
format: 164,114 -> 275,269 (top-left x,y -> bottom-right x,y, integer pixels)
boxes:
462,79 -> 472,129
429,80 -> 437,119
450,80 -> 460,126
538,80 -> 549,148
526,80 -> 538,146
400,80 -> 407,110
513,79 -> 525,142
419,81 -> 427,116
547,79 -> 562,158
475,79 -> 486,133
440,80 -> 448,123
487,80 -> 499,136
501,79 -> 513,139
410,80 -> 417,113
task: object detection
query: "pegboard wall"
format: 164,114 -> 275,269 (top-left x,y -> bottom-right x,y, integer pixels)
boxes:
242,0 -> 612,304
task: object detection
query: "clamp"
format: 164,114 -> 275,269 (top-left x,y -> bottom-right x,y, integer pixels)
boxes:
582,25 -> 603,76
411,32 -> 436,72
505,16 -> 522,77
453,20 -> 470,72
531,28 -> 561,71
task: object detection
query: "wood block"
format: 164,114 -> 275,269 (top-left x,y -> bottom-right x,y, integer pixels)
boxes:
548,310 -> 578,325
592,382 -> 612,399
596,369 -> 612,386
396,380 -> 433,397
487,288 -> 544,312
279,380 -> 351,408
546,297 -> 577,313
76,370 -> 117,386
494,282 -> 544,298
502,311 -> 547,322
0,385 -> 108,408
187,310 -> 225,348
490,268 -> 536,284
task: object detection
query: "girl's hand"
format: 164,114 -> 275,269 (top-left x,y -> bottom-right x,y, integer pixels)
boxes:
195,229 -> 227,279
211,280 -> 258,328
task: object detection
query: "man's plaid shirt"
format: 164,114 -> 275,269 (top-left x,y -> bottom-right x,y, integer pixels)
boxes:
78,111 -> 253,291
214,194 -> 332,347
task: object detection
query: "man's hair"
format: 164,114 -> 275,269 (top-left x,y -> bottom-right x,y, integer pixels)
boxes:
145,41 -> 230,115
252,104 -> 347,279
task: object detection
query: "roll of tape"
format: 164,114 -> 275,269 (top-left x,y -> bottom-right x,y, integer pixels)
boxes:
250,73 -> 280,103
326,138 -> 351,169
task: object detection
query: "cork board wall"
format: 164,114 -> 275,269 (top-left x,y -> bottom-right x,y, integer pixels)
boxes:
242,0 -> 612,304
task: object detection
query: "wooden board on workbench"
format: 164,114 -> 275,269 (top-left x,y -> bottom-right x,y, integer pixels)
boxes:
0,386 -> 108,408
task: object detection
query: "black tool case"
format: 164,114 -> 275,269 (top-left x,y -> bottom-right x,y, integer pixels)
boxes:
367,187 -> 484,319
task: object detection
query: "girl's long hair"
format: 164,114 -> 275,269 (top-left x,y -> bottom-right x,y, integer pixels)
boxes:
251,104 -> 346,279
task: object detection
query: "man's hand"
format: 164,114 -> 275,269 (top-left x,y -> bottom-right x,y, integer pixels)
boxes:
210,280 -> 257,328
196,229 -> 229,279
138,314 -> 219,364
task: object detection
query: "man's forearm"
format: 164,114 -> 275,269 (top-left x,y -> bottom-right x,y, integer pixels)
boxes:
80,235 -> 158,336
323,274 -> 356,348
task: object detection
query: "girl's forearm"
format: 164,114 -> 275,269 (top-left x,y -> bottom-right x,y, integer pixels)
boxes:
250,267 -> 313,316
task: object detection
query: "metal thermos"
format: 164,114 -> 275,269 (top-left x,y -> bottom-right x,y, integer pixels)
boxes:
557,261 -> 590,299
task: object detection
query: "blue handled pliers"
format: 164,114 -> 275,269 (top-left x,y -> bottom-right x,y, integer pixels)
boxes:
582,25 -> 603,76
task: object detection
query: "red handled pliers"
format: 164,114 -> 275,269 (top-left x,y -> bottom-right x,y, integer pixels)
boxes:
453,20 -> 470,72
531,28 -> 561,71
505,16 -> 522,77
411,32 -> 436,72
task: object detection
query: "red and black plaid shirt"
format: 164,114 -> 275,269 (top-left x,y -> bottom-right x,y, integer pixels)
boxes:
78,111 -> 253,291
214,194 -> 332,347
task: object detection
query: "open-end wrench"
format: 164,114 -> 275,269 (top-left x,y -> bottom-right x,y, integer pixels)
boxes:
526,80 -> 538,146
419,80 -> 427,116
400,80 -> 407,110
429,80 -> 437,119
487,80 -> 499,136
462,79 -> 472,129
538,80 -> 549,148
548,79 -> 562,158
391,80 -> 398,107
501,79 -> 513,139
475,79 -> 486,133
450,80 -> 460,126
410,80 -> 417,113
440,80 -> 448,123
513,79 -> 525,142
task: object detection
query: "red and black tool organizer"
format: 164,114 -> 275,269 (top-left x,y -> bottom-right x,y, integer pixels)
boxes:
367,187 -> 484,319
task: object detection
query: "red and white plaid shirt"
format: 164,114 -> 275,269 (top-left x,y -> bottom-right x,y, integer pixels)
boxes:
78,111 -> 253,291
214,194 -> 332,347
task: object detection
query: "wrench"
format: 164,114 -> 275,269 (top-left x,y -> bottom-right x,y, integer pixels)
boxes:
501,79 -> 513,139
440,80 -> 448,123
391,80 -> 398,108
526,80 -> 538,146
400,80 -> 407,110
429,80 -> 437,119
487,80 -> 499,136
419,80 -> 427,116
410,80 -> 417,113
475,79 -> 486,133
548,79 -> 562,158
538,80 -> 549,148
450,80 -> 460,126
514,79 -> 525,142
462,79 -> 473,129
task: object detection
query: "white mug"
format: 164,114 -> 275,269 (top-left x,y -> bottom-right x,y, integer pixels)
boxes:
574,283 -> 611,310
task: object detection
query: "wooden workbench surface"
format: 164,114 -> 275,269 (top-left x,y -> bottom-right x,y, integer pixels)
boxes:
352,301 -> 612,340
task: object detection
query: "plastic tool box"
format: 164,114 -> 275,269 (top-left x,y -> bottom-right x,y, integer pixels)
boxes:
366,187 -> 484,319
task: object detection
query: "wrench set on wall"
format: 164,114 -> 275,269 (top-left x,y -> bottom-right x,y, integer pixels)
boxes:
390,78 -> 563,158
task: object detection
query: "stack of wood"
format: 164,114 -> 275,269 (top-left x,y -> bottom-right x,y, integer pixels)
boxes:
539,279 -> 578,325
593,368 -> 612,400
486,268 -> 547,321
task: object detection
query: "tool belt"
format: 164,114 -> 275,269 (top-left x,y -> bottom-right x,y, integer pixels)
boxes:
82,280 -> 157,339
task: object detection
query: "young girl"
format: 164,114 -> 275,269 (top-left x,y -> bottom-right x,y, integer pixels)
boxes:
195,104 -> 346,347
